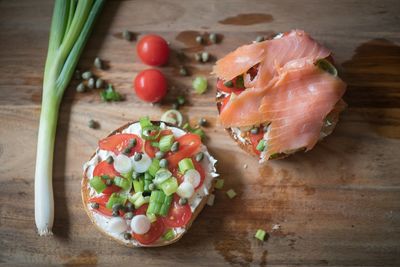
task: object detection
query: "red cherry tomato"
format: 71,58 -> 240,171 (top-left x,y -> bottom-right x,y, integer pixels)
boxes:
162,195 -> 192,228
172,159 -> 205,190
137,34 -> 170,66
88,195 -> 124,217
98,134 -> 142,157
134,69 -> 167,103
166,133 -> 201,167
133,204 -> 166,245
144,129 -> 173,158
249,128 -> 264,156
93,161 -> 121,194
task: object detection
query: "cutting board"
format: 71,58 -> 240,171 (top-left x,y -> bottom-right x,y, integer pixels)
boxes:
1,0 -> 400,266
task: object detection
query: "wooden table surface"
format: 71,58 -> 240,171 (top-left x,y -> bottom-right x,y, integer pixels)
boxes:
1,0 -> 400,266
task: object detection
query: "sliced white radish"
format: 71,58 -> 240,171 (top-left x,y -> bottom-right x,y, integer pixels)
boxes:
131,153 -> 152,173
107,217 -> 128,234
113,154 -> 133,174
176,182 -> 194,199
183,169 -> 201,188
130,215 -> 151,235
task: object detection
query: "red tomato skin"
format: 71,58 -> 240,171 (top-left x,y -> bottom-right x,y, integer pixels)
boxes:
166,134 -> 201,167
134,69 -> 167,103
162,195 -> 192,228
249,128 -> 264,156
92,161 -> 121,195
98,134 -> 142,156
137,34 -> 170,66
144,129 -> 173,158
216,78 -> 244,95
133,204 -> 166,245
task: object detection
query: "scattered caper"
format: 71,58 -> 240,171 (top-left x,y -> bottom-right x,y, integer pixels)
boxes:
76,82 -> 86,93
142,191 -> 151,197
179,66 -> 188,76
177,96 -> 185,105
195,35 -> 204,44
250,127 -> 259,134
128,138 -> 137,148
95,78 -> 104,89
125,202 -> 134,212
255,36 -> 264,42
195,152 -> 204,162
179,198 -> 188,206
223,80 -> 233,88
194,53 -> 202,62
198,118 -> 207,126
155,151 -> 165,159
112,210 -> 119,217
123,232 -> 132,240
88,77 -> 95,89
134,152 -> 142,161
88,119 -> 98,129
123,147 -> 131,155
159,158 -> 168,168
106,156 -> 114,164
91,202 -> 99,209
171,141 -> 179,152
81,71 -> 92,80
201,52 -> 209,63
209,33 -> 218,44
94,57 -> 102,69
124,212 -> 134,220
122,30 -> 132,41
149,183 -> 156,191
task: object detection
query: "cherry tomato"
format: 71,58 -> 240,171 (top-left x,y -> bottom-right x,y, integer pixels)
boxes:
98,134 -> 142,157
162,195 -> 192,228
134,69 -> 167,103
249,128 -> 264,156
93,161 -> 121,194
172,159 -> 205,190
216,78 -> 244,95
133,204 -> 166,245
137,34 -> 170,66
166,133 -> 201,167
144,129 -> 173,158
88,195 -> 124,217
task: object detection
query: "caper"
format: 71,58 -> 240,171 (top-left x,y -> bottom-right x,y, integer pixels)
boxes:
88,119 -> 98,129
179,198 -> 188,206
209,33 -> 218,44
88,77 -> 95,89
76,82 -> 86,93
95,78 -> 104,89
112,210 -> 119,217
94,57 -> 102,69
223,80 -> 233,88
198,118 -> 207,127
123,147 -> 131,155
124,212 -> 134,220
81,71 -> 92,80
201,52 -> 209,63
155,151 -> 165,159
177,96 -> 185,105
159,158 -> 168,168
125,202 -> 134,212
112,203 -> 123,211
149,183 -> 156,191
171,141 -> 179,152
106,156 -> 114,164
122,30 -> 132,41
195,35 -> 204,44
195,152 -> 204,162
134,152 -> 142,161
194,53 -> 202,62
123,232 -> 132,240
179,66 -> 188,76
142,191 -> 151,197
105,178 -> 113,186
128,138 -> 137,148
250,127 -> 259,134
91,202 -> 99,209
255,36 -> 265,42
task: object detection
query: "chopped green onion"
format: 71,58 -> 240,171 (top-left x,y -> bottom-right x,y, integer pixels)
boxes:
143,172 -> 154,192
255,229 -> 267,241
106,193 -> 127,209
141,125 -> 161,141
159,135 -> 175,152
160,110 -> 183,127
192,76 -> 208,94
147,213 -> 157,223
151,142 -> 159,148
182,122 -> 206,140
128,192 -> 142,204
226,189 -> 237,199
35,0 -> 105,236
139,116 -> 153,128
133,194 -> 150,209
214,179 -> 224,190
153,169 -> 172,185
113,176 -> 131,190
178,158 -> 195,173
256,139 -> 266,151
316,59 -> 338,76
133,178 -> 144,193
89,176 -> 106,193
147,190 -> 173,216
148,159 -> 160,177
162,229 -> 175,241
159,177 -> 178,196
100,84 -> 122,102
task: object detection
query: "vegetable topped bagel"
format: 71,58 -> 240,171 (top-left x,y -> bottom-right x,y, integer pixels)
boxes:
82,118 -> 218,247
214,29 -> 347,162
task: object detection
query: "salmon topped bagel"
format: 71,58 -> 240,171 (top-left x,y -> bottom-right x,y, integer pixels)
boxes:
214,30 -> 347,161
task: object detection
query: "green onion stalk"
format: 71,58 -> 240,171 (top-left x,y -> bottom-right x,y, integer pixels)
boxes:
35,0 -> 104,236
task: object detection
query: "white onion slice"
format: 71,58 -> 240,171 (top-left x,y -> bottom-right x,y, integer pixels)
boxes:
131,215 -> 151,235
176,182 -> 194,198
131,153 -> 152,173
183,169 -> 201,188
107,217 -> 128,234
113,154 -> 133,174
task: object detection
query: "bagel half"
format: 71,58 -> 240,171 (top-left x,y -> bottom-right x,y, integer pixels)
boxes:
82,121 -> 218,247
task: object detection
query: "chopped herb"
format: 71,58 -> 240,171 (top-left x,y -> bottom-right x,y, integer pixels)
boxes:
235,75 -> 244,88
255,229 -> 267,241
100,84 -> 122,102
215,179 -> 224,189
226,189 -> 237,199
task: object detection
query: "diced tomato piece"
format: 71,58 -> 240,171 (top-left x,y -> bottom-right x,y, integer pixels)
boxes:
133,204 -> 166,245
98,134 -> 142,157
249,128 -> 265,155
144,129 -> 173,157
219,95 -> 230,112
93,161 -> 121,195
192,159 -> 205,190
162,195 -> 192,228
216,78 -> 245,95
89,195 -> 110,206
166,134 -> 201,168
93,205 -> 114,217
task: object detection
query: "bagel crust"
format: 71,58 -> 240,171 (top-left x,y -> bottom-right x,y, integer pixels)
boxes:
82,121 -> 218,247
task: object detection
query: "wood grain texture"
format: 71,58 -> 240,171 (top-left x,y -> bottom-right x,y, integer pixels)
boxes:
1,0 -> 400,266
